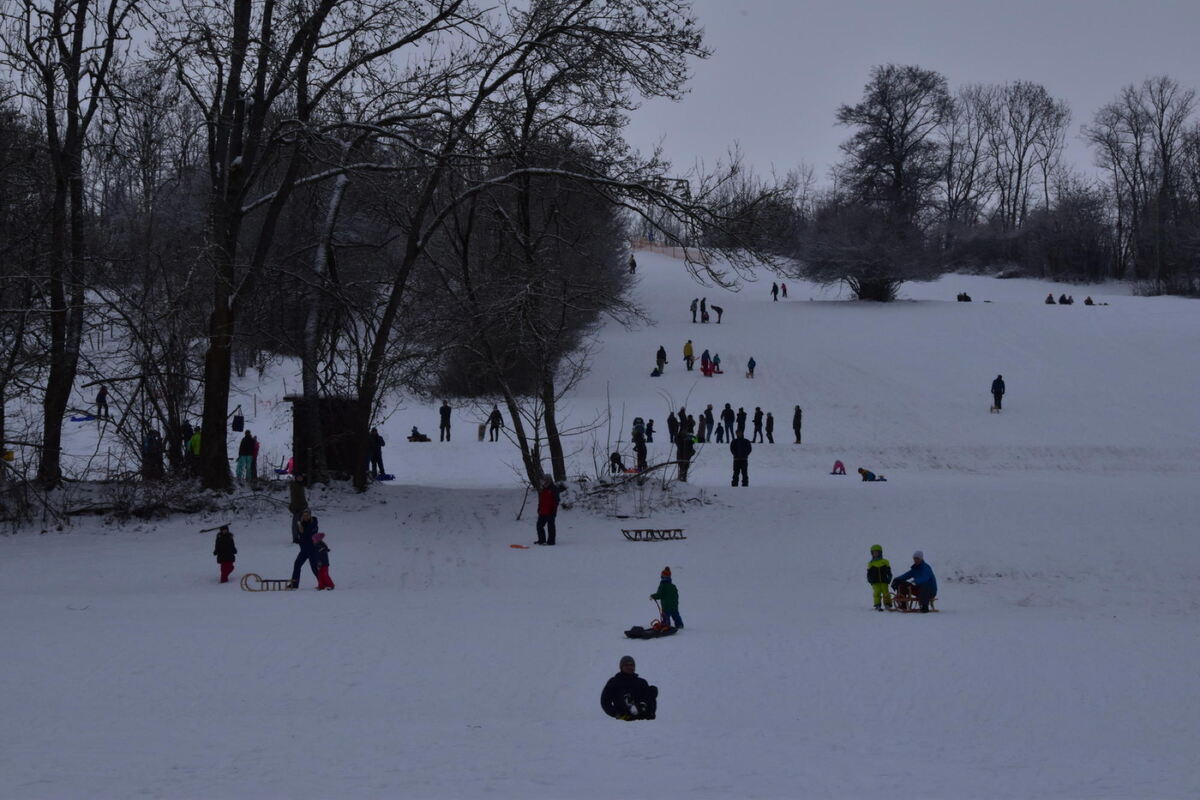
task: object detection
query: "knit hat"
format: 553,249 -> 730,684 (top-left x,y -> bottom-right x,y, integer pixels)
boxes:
312,532 -> 325,542
661,567 -> 671,578
912,550 -> 923,560
620,655 -> 635,667
870,545 -> 882,553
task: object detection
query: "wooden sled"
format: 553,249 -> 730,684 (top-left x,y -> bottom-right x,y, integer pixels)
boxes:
240,573 -> 296,592
621,528 -> 686,542
891,582 -> 937,612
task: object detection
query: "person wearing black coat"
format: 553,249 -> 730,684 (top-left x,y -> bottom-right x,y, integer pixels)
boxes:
645,419 -> 655,443
290,509 -> 321,588
721,404 -> 735,441
95,385 -> 109,420
991,375 -> 1005,410
369,427 -> 386,475
666,412 -> 679,443
601,655 -> 658,720
735,407 -> 747,438
703,404 -> 715,442
675,430 -> 695,482
765,412 -> 774,443
730,434 -> 752,487
439,402 -> 452,441
751,407 -> 764,443
213,525 -> 237,583
633,431 -> 648,472
488,406 -> 504,441
792,405 -> 803,444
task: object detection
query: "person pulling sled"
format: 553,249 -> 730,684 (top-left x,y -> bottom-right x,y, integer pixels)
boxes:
650,567 -> 683,629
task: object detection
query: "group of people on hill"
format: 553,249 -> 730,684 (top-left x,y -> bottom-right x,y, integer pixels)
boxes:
1046,292 -> 1101,305
399,403 -> 507,450
209,507 -> 335,590
688,297 -> 724,324
652,342 -> 755,379
610,404 -> 805,486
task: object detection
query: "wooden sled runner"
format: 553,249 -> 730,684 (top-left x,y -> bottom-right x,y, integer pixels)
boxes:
621,528 -> 687,542
891,582 -> 937,612
240,573 -> 296,592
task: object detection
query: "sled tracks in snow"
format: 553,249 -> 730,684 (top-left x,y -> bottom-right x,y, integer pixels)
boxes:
621,528 -> 686,542
240,573 -> 296,592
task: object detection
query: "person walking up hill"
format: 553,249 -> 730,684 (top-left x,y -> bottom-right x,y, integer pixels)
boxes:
991,375 -> 1005,411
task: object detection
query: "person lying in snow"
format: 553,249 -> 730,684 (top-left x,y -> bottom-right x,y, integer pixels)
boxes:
858,467 -> 886,482
601,655 -> 658,720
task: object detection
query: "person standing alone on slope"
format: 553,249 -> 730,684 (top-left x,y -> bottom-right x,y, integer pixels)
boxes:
535,476 -> 566,545
991,374 -> 1005,411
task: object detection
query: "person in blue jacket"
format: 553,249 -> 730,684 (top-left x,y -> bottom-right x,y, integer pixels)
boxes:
892,551 -> 937,612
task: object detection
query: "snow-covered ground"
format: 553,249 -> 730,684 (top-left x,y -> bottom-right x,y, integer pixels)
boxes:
3,254 -> 1199,799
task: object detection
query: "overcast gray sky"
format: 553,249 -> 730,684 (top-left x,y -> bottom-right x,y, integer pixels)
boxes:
624,0 -> 1200,183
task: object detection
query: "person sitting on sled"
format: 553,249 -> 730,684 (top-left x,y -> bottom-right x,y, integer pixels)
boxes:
892,551 -> 937,613
601,655 -> 658,720
650,567 -> 683,629
867,545 -> 892,610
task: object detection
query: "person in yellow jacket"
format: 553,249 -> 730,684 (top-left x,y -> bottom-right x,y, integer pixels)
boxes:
683,339 -> 695,371
867,544 -> 893,610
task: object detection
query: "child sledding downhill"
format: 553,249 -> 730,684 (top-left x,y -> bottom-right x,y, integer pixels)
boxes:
650,567 -> 683,630
213,525 -> 237,583
867,545 -> 892,610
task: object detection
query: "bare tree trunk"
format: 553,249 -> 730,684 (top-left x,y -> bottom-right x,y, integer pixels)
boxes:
299,173 -> 349,484
541,377 -> 566,481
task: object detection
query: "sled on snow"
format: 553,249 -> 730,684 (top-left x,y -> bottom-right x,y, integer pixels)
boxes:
890,582 -> 937,612
625,624 -> 679,639
621,528 -> 686,542
70,414 -> 96,422
240,573 -> 296,592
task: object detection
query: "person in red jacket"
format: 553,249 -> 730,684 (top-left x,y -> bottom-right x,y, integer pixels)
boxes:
535,475 -> 567,546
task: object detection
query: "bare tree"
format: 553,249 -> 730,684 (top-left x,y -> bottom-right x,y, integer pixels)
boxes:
1085,76 -> 1197,289
936,84 -> 991,246
1,0 -> 148,486
835,64 -> 952,227
159,0 -> 473,490
982,81 -> 1070,231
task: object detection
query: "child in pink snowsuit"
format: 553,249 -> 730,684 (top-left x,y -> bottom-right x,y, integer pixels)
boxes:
312,533 -> 335,590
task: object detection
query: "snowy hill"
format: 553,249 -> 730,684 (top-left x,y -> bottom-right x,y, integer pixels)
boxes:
3,252 -> 1199,799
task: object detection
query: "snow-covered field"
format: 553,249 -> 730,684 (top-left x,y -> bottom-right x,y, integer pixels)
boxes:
3,253 -> 1199,799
